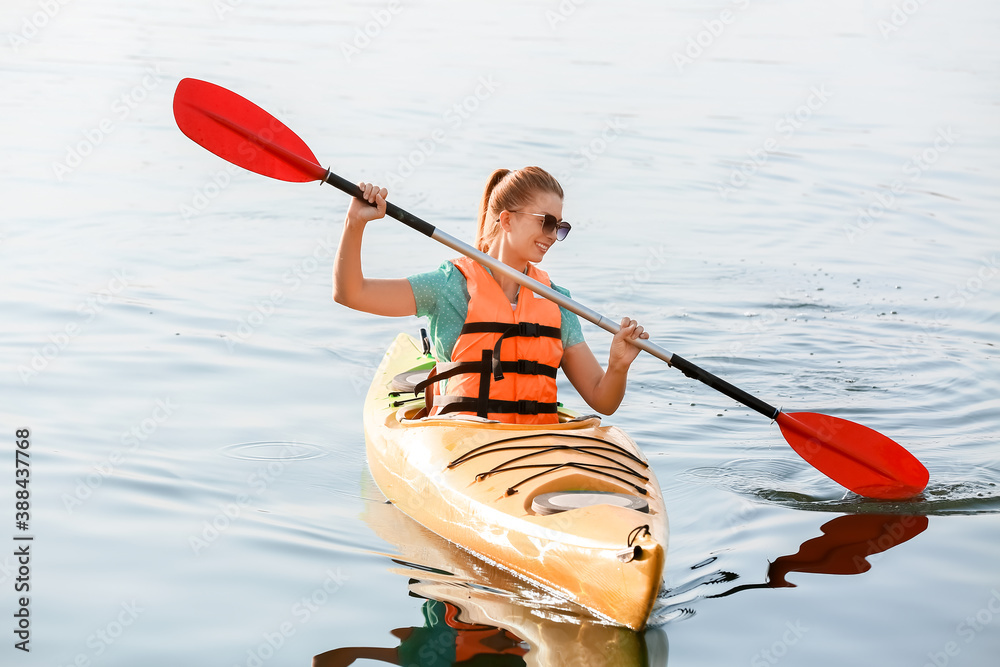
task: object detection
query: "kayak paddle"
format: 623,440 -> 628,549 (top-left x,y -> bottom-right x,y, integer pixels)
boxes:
172,77 -> 929,500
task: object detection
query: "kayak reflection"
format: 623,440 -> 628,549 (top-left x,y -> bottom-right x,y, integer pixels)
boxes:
312,598 -> 528,667
312,479 -> 669,667
710,512 -> 929,597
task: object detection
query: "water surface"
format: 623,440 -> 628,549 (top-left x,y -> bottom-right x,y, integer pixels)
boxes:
2,1 -> 998,665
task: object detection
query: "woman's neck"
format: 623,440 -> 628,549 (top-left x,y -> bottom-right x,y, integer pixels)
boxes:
489,244 -> 528,302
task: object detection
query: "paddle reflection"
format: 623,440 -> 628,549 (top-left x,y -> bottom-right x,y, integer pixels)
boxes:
710,513 -> 929,597
313,481 -> 668,667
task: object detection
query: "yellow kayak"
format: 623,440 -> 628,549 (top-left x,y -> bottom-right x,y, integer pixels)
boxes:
353,475 -> 668,666
363,333 -> 668,630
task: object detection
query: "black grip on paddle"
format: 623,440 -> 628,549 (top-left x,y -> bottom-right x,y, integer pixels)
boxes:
385,202 -> 436,238
670,354 -> 779,419
323,170 -> 436,238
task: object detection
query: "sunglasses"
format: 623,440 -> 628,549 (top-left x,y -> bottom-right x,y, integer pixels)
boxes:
509,210 -> 572,241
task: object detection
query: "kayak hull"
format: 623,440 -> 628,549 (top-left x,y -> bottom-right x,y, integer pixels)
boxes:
363,333 -> 668,630
361,478 -> 668,666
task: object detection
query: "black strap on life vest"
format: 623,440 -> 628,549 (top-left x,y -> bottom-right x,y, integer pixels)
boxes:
433,395 -> 559,417
460,321 -> 561,338
460,321 -> 561,381
416,351 -> 560,419
413,358 -> 558,396
418,320 -> 561,419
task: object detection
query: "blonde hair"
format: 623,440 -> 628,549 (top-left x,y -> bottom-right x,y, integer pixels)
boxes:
475,167 -> 564,253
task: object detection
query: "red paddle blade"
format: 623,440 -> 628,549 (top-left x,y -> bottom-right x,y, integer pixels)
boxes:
777,412 -> 929,500
172,78 -> 327,183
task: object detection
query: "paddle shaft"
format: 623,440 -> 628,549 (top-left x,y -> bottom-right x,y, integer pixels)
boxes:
324,170 -> 780,420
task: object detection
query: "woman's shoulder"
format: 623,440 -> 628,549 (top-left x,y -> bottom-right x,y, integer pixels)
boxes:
544,273 -> 572,300
550,281 -> 571,297
542,278 -> 584,347
408,259 -> 466,284
408,260 -> 469,316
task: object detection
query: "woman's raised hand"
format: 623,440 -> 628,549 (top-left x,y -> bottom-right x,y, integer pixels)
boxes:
345,182 -> 388,227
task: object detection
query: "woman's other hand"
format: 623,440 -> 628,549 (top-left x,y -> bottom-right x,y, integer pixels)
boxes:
609,317 -> 648,371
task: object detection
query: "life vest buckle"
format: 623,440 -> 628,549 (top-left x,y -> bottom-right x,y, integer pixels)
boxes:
517,400 -> 539,414
516,359 -> 539,375
518,322 -> 540,337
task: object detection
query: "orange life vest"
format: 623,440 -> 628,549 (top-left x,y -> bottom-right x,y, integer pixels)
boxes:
419,256 -> 563,424
442,602 -> 528,662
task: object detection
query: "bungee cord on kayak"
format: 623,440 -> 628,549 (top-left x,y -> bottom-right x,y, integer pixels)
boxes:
449,432 -> 648,469
451,438 -> 651,497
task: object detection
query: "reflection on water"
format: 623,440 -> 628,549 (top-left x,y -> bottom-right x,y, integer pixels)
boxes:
654,512 -> 929,625
313,599 -> 528,667
321,495 -> 930,665
708,513 -> 929,597
314,479 -> 669,667
313,599 -> 529,667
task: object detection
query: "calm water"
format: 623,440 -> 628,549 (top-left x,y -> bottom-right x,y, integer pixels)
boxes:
2,0 -> 999,665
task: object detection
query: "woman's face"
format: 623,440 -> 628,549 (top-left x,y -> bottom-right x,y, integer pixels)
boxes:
501,190 -> 564,264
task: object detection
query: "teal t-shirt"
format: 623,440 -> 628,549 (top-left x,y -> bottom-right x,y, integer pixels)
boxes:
407,261 -> 585,363
396,600 -> 527,667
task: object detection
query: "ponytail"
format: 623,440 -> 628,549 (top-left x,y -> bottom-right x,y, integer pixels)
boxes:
474,166 -> 564,253
475,169 -> 511,253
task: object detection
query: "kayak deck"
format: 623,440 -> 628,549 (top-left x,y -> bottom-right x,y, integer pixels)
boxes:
363,333 -> 668,630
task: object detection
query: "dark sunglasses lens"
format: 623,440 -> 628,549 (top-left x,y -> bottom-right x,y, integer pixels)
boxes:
556,221 -> 571,241
542,214 -> 571,241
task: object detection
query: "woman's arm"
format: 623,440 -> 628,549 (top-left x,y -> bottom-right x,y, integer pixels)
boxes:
332,183 -> 417,317
560,318 -> 648,415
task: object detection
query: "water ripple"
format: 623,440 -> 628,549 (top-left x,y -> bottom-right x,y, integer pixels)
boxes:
220,441 -> 330,461
683,457 -> 1000,515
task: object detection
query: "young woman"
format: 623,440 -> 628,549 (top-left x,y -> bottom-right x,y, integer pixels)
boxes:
333,166 -> 648,422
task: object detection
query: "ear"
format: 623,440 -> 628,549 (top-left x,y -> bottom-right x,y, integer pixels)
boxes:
498,210 -> 512,233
